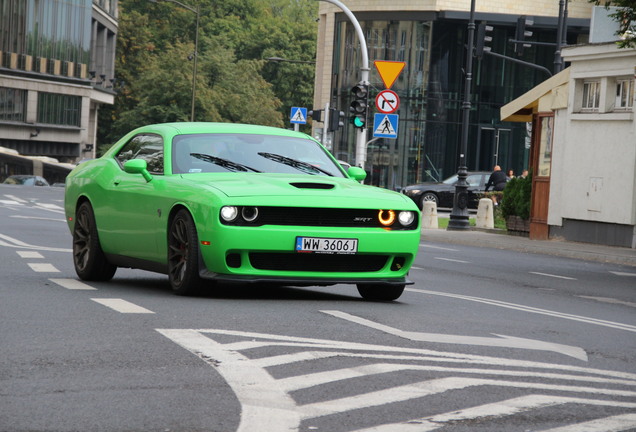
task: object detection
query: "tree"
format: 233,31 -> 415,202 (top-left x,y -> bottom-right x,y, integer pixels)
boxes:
97,0 -> 317,148
589,0 -> 636,48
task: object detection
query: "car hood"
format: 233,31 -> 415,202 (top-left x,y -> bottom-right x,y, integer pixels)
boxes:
180,173 -> 414,207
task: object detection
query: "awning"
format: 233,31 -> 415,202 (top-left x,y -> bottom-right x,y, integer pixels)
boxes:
500,68 -> 570,122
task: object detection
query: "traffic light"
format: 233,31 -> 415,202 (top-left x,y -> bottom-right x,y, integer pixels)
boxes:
328,108 -> 345,132
308,109 -> 323,122
349,83 -> 368,129
475,22 -> 493,59
514,16 -> 533,56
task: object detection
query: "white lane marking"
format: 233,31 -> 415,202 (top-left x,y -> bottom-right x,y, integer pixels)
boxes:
420,244 -> 459,251
611,271 -> 636,277
0,200 -> 21,205
539,413 -> 636,432
410,266 -> 425,270
0,233 -> 71,252
91,298 -> 155,314
407,288 -> 636,333
157,329 -> 300,432
530,271 -> 577,280
50,278 -> 97,291
3,194 -> 27,203
28,263 -> 60,273
322,310 -> 587,361
17,251 -> 43,258
434,257 -> 470,264
577,296 -> 636,309
36,203 -> 63,210
11,215 -> 66,222
354,396 -> 636,432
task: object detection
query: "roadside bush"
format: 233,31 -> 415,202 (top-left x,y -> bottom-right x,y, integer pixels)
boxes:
501,174 -> 532,220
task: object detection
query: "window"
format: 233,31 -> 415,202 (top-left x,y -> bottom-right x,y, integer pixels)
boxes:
0,87 -> 27,122
37,92 -> 81,126
116,134 -> 164,175
582,80 -> 600,110
615,78 -> 634,110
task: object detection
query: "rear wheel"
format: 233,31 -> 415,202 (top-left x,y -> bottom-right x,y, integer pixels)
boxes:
168,209 -> 203,295
420,192 -> 438,208
73,201 -> 116,281
357,283 -> 405,301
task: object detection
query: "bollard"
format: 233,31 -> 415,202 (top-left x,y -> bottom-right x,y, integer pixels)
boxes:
421,201 -> 438,229
476,198 -> 494,229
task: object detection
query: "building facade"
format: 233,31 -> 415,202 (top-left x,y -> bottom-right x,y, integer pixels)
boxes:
313,0 -> 593,191
501,42 -> 635,248
0,0 -> 117,178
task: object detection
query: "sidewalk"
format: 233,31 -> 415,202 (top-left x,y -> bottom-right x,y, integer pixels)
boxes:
420,227 -> 636,267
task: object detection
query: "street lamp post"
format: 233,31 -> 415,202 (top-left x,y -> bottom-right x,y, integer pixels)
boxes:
447,0 -> 477,230
150,0 -> 199,122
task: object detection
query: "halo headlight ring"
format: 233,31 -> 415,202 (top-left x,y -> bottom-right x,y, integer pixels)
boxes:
241,206 -> 259,222
378,209 -> 396,226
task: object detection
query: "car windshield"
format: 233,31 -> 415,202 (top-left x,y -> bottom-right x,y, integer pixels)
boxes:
172,133 -> 346,177
442,174 -> 458,185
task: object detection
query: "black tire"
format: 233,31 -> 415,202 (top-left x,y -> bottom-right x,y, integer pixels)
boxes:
420,192 -> 438,208
73,201 -> 117,281
168,209 -> 203,296
356,283 -> 405,301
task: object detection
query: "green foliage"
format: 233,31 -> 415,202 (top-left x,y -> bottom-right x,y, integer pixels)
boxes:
501,175 -> 532,220
98,0 -> 317,145
588,0 -> 636,48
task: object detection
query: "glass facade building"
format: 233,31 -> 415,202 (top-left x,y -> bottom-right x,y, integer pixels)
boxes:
315,3 -> 591,191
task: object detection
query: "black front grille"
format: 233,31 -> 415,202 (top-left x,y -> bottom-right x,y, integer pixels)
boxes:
249,252 -> 389,272
233,207 -> 416,229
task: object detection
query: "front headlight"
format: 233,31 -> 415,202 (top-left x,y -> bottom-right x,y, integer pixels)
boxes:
220,206 -> 239,222
398,211 -> 416,226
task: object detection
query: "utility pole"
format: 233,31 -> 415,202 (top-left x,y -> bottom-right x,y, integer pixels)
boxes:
314,0 -> 370,169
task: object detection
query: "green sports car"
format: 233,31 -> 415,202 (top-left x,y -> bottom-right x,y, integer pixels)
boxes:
64,122 -> 420,301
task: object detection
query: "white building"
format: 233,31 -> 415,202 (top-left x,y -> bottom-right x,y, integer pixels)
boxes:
501,42 -> 635,248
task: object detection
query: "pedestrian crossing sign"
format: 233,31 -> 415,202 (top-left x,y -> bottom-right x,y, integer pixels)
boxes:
290,107 -> 307,124
373,113 -> 399,139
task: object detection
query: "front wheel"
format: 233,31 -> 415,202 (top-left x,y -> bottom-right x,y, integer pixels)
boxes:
168,209 -> 203,296
357,283 -> 405,302
420,192 -> 438,209
73,201 -> 117,281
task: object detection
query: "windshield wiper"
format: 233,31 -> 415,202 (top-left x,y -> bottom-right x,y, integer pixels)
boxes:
190,153 -> 261,173
257,152 -> 333,176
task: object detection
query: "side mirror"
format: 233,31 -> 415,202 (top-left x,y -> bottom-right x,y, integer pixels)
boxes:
347,166 -> 367,182
124,159 -> 152,182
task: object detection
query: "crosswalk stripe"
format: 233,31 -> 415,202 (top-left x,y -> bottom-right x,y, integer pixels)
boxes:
353,396 -> 636,432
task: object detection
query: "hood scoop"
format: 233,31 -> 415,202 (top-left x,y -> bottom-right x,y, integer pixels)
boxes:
290,182 -> 335,190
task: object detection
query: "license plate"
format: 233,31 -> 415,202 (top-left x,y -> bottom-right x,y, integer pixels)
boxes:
295,237 -> 358,254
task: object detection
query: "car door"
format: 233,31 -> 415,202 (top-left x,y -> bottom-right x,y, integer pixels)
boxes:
99,133 -> 167,263
466,174 -> 485,208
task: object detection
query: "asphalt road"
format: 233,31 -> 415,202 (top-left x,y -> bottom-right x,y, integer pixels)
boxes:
1,184 -> 635,432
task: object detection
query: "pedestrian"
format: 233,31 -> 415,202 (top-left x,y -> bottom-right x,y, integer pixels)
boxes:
507,169 -> 514,180
485,165 -> 508,206
519,169 -> 529,179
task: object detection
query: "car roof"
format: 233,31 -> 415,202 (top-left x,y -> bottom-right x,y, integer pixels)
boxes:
135,122 -> 308,138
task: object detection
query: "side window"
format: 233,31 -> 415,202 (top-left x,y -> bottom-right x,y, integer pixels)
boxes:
115,134 -> 164,175
466,175 -> 481,187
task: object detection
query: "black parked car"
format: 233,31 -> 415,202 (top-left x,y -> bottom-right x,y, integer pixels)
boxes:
401,172 -> 490,209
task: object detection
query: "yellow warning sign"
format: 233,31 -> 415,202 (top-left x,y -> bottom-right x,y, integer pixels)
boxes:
374,60 -> 406,89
